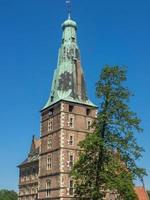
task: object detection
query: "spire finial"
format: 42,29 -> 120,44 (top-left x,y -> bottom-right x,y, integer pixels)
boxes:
66,0 -> 71,19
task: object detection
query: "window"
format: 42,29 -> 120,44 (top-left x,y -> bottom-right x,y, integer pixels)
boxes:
26,169 -> 30,181
69,135 -> 73,146
49,108 -> 53,116
20,170 -> 25,182
46,180 -> 51,197
72,37 -> 75,42
31,187 -> 35,194
26,187 -> 30,195
86,108 -> 90,116
69,154 -> 74,168
31,196 -> 35,200
69,105 -> 74,112
47,155 -> 52,170
67,153 -> 74,169
31,168 -> 35,180
68,115 -> 74,128
87,119 -> 92,130
69,180 -> 74,196
48,119 -> 53,132
69,117 -> 73,127
50,96 -> 54,102
47,135 -> 52,149
19,189 -> 24,196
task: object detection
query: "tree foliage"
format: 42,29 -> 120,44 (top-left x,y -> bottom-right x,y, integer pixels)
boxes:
0,189 -> 17,200
71,65 -> 146,200
147,191 -> 150,199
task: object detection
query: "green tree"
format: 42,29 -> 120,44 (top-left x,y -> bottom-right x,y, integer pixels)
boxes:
71,66 -> 146,200
0,189 -> 17,200
147,191 -> 150,199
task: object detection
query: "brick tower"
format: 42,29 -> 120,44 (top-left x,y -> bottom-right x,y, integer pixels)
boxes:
38,16 -> 97,200
18,15 -> 97,200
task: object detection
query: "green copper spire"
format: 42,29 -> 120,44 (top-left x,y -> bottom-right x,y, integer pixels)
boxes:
43,17 -> 96,109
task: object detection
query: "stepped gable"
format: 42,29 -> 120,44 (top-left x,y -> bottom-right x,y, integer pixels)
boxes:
135,186 -> 149,200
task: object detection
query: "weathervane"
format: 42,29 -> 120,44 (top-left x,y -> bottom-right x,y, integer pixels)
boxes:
66,0 -> 71,19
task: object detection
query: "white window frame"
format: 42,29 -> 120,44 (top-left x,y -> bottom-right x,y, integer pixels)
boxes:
31,167 -> 36,180
47,135 -> 52,149
47,154 -> 52,170
69,154 -> 74,168
69,179 -> 74,196
68,114 -> 74,128
46,180 -> 51,197
67,153 -> 74,169
31,187 -> 35,194
87,118 -> 92,131
26,187 -> 30,195
48,119 -> 53,132
68,134 -> 74,146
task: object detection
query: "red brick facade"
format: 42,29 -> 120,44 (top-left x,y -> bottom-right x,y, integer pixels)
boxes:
17,14 -> 98,200
18,101 -> 97,200
39,101 -> 97,199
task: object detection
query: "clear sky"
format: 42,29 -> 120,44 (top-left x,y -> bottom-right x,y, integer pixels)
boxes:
0,0 -> 149,191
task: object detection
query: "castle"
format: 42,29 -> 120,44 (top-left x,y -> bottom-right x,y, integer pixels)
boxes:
18,14 -> 97,200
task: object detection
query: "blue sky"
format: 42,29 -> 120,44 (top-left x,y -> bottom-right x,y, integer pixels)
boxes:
0,0 -> 149,191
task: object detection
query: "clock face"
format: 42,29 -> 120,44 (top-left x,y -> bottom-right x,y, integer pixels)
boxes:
57,71 -> 72,91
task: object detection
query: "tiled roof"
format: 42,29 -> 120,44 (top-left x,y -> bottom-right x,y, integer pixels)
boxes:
135,186 -> 149,200
19,154 -> 39,166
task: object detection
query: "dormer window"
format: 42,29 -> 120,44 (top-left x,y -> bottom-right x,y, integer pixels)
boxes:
51,96 -> 54,102
72,37 -> 75,42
